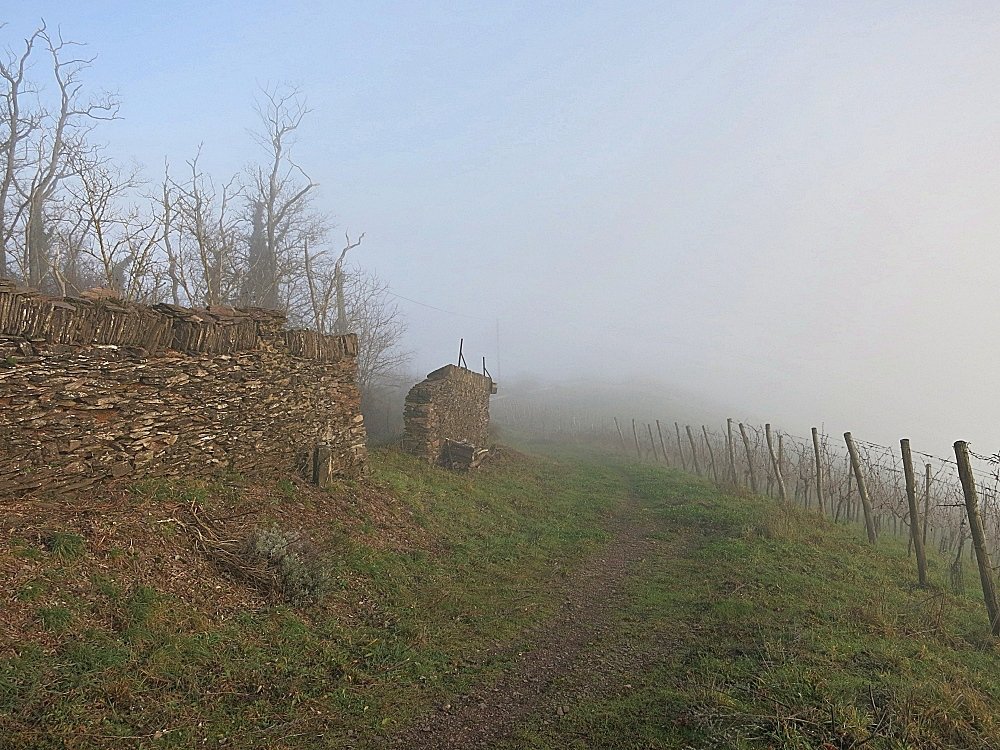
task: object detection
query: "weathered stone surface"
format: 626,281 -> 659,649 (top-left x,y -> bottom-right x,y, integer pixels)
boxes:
403,364 -> 494,466
0,279 -> 367,499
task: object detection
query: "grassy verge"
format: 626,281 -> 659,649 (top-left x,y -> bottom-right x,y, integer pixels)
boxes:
506,463 -> 1000,749
0,447 -> 624,749
7,445 -> 1000,749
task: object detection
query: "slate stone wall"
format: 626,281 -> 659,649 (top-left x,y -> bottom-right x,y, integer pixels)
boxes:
403,364 -> 495,463
0,280 -> 367,499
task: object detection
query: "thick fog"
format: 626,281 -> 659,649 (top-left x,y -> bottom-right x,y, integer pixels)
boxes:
8,1 -> 1000,456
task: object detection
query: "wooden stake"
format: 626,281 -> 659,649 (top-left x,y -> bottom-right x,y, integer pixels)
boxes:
727,418 -> 738,486
656,420 -> 671,466
675,422 -> 688,472
765,424 -> 787,502
632,419 -> 641,462
738,423 -> 758,493
811,427 -> 825,515
778,433 -> 784,480
844,432 -> 877,544
702,425 -> 719,483
646,423 -> 658,462
923,463 -> 931,547
901,439 -> 928,586
613,417 -> 627,455
685,425 -> 702,476
954,440 -> 1000,635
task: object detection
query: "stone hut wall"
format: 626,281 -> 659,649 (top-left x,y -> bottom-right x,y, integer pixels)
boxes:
403,364 -> 495,463
0,280 -> 367,499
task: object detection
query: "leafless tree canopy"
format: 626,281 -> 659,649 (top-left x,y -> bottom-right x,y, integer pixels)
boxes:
0,22 -> 409,398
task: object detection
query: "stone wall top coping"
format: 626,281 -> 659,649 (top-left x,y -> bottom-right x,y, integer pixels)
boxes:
424,363 -> 495,388
0,278 -> 356,362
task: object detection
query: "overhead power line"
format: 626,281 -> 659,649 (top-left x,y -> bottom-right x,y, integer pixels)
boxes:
386,291 -> 493,322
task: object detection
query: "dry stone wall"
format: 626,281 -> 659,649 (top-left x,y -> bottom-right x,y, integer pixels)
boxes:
403,364 -> 495,464
0,280 -> 367,499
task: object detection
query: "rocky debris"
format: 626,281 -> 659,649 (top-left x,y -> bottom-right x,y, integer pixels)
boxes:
403,364 -> 495,466
440,439 -> 490,471
0,278 -> 367,500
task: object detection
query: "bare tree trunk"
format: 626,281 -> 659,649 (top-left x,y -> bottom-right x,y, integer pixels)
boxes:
738,423 -> 758,493
334,257 -> 347,333
844,432 -> 877,544
954,440 -> 1000,635
765,424 -> 787,502
26,195 -> 50,289
811,427 -> 825,515
901,439 -> 928,586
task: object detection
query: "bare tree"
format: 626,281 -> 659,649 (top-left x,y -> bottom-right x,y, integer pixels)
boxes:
161,149 -> 244,306
299,234 -> 409,392
0,23 -> 43,276
25,25 -> 119,288
303,230 -> 364,333
47,147 -> 162,299
343,267 -> 410,393
242,84 -> 316,309
0,21 -> 119,286
1,25 -> 408,386
334,232 -> 363,334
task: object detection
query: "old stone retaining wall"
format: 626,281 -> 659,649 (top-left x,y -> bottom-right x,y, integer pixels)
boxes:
403,364 -> 495,463
0,280 -> 367,499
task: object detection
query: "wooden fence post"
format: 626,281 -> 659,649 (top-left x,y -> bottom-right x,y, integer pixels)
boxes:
675,422 -> 688,472
954,440 -> 1000,635
632,419 -> 641,462
811,427 -> 825,515
702,425 -> 719,483
923,463 -> 932,547
778,433 -> 784,481
727,418 -> 738,486
844,432 -> 878,544
901,439 -> 928,586
613,418 -> 627,455
656,420 -> 671,466
765,424 -> 787,502
738,422 -> 758,493
646,423 -> 658,462
312,443 -> 333,486
685,425 -> 702,476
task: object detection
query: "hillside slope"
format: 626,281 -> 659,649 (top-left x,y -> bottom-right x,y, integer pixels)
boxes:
3,446 -> 1000,748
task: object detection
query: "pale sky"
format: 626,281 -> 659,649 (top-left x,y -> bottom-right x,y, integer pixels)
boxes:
5,1 -> 1000,456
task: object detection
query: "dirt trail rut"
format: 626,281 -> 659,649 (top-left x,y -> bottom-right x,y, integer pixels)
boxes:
381,496 -> 660,749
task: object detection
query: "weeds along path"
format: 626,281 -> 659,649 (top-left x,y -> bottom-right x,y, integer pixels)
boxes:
381,466 -> 670,750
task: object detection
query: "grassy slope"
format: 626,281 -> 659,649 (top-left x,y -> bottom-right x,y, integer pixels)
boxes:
507,463 -> 1000,750
5,446 -> 1000,748
1,448 -> 624,749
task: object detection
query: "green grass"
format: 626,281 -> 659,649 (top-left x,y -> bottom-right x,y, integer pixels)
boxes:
503,462 -> 1000,749
0,447 -> 623,748
44,532 -> 86,559
7,446 -> 1000,748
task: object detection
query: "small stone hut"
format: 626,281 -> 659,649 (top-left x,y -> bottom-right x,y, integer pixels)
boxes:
402,364 -> 497,468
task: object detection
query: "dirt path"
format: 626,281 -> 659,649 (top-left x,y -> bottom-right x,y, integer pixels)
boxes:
380,494 -> 662,749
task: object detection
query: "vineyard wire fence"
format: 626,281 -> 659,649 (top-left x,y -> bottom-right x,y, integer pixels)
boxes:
490,399 -> 1000,634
